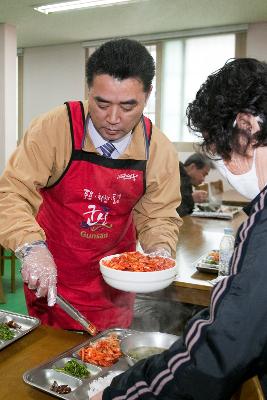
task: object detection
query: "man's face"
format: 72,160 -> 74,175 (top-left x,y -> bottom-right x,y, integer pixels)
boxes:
186,164 -> 210,186
88,74 -> 151,141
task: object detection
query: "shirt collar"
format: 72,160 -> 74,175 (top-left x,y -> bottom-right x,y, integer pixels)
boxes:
88,118 -> 132,155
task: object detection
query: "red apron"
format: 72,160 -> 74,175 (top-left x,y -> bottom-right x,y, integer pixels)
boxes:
24,101 -> 152,331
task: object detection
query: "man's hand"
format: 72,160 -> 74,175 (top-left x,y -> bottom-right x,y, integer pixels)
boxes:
146,247 -> 173,259
16,241 -> 57,306
192,190 -> 208,203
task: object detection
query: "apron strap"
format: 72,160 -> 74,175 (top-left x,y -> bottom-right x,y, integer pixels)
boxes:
65,103 -> 153,160
65,101 -> 86,150
142,115 -> 153,160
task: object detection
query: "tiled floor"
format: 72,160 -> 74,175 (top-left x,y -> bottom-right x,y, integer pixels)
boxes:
0,259 -> 27,314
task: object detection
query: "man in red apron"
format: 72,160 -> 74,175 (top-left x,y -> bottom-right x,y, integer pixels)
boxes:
0,39 -> 181,331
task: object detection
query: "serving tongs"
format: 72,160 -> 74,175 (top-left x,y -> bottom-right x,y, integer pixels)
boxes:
56,294 -> 98,336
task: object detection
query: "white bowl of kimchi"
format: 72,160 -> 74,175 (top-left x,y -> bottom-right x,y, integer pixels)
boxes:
99,251 -> 177,293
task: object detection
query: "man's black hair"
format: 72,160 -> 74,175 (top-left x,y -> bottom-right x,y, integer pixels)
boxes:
86,38 -> 155,92
184,153 -> 213,169
186,58 -> 267,160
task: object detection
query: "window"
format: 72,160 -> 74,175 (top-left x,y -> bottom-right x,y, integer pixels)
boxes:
145,33 -> 235,142
144,44 -> 156,124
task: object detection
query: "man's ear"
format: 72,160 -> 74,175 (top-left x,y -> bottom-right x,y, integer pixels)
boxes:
236,112 -> 261,134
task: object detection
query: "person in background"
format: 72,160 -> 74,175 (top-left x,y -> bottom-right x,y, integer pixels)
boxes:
91,58 -> 267,400
177,153 -> 212,216
0,38 -> 181,331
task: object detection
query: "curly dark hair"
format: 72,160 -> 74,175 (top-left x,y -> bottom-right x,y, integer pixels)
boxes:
186,58 -> 267,160
86,38 -> 155,93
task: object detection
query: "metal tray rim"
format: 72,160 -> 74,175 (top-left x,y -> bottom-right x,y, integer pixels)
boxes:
24,327 -> 134,371
23,328 -> 140,400
0,309 -> 40,351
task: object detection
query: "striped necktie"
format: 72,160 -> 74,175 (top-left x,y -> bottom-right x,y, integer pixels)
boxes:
100,142 -> 116,158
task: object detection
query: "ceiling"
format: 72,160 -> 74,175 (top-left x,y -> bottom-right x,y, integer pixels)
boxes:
1,0 -> 267,48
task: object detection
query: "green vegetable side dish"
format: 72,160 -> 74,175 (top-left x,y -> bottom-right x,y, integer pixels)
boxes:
54,359 -> 90,379
0,323 -> 15,341
204,257 -> 218,265
203,250 -> 220,265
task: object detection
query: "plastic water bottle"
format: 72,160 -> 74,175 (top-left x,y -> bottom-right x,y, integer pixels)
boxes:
219,227 -> 235,276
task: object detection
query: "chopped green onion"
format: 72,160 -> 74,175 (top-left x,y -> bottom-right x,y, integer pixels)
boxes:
0,323 -> 15,341
54,359 -> 90,379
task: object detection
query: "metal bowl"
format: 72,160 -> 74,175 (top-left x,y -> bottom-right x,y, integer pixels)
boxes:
120,331 -> 178,366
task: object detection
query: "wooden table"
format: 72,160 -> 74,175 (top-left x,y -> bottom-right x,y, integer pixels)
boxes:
142,211 -> 247,307
222,189 -> 249,207
0,325 -> 86,399
0,319 -> 262,400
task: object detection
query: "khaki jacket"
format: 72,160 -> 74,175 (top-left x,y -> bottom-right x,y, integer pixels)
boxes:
0,101 -> 182,256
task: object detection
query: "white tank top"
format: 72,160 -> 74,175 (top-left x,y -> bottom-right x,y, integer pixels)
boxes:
215,151 -> 259,200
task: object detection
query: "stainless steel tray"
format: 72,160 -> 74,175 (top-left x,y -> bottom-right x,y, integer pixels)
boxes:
0,310 -> 40,350
23,328 -> 136,400
192,205 -> 242,220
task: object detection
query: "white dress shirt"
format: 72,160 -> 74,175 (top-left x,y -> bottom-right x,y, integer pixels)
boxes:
88,118 -> 132,159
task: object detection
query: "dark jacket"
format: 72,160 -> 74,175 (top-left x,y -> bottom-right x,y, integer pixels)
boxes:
176,162 -> 194,217
103,186 -> 267,400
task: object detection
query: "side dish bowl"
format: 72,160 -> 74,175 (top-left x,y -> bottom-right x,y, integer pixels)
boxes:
99,253 -> 177,293
120,331 -> 179,366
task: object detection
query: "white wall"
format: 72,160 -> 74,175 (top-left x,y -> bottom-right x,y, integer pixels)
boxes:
0,24 -> 17,172
21,22 -> 267,132
21,22 -> 267,166
23,43 -> 85,131
247,22 -> 267,61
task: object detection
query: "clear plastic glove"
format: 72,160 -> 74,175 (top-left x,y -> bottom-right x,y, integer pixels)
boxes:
16,241 -> 57,306
146,248 -> 173,259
